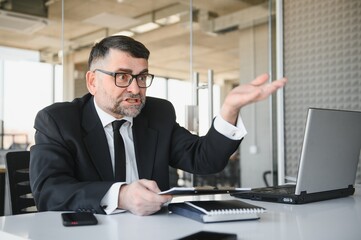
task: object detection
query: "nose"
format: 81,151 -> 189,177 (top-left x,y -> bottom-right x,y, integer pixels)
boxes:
126,77 -> 140,94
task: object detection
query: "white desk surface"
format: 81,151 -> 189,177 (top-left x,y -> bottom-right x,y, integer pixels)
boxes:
1,186 -> 360,240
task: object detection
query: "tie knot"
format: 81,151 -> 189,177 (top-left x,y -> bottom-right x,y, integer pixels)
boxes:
112,120 -> 127,132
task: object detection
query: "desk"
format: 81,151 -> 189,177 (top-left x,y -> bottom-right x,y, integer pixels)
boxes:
0,186 -> 360,240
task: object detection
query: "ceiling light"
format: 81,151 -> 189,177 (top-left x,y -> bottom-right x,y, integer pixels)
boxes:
112,30 -> 135,37
130,22 -> 160,34
83,12 -> 140,30
156,15 -> 181,25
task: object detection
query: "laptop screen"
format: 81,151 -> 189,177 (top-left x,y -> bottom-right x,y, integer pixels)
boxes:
295,108 -> 361,195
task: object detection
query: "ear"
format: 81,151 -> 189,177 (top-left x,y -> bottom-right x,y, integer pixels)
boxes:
86,70 -> 97,95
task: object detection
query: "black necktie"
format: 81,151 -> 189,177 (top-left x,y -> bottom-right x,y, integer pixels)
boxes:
112,120 -> 127,181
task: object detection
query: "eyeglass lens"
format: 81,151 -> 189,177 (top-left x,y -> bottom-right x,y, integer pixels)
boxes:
115,73 -> 153,87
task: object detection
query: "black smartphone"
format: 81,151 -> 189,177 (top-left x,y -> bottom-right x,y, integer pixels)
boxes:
177,231 -> 237,240
61,212 -> 98,227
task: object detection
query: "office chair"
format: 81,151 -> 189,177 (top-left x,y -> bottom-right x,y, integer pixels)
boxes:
6,151 -> 37,215
0,167 -> 5,216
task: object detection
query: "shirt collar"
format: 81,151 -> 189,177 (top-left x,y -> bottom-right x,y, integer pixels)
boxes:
93,98 -> 133,128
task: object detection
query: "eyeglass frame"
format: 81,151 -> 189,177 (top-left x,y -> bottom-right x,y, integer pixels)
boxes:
93,69 -> 154,88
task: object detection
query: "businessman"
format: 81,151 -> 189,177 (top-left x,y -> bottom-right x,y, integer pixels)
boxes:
30,35 -> 287,216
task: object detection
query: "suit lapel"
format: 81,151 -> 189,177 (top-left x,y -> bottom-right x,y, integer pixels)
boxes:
133,115 -> 158,180
82,97 -> 114,181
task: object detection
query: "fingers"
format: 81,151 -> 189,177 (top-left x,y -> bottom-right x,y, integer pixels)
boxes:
251,73 -> 287,89
118,180 -> 172,216
263,77 -> 286,91
270,77 -> 288,88
248,74 -> 287,102
259,77 -> 287,99
138,179 -> 161,193
137,179 -> 173,202
250,73 -> 269,86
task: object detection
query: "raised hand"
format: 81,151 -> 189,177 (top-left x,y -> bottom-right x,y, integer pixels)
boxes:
220,73 -> 287,125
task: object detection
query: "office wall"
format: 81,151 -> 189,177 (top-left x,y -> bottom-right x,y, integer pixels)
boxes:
283,0 -> 361,183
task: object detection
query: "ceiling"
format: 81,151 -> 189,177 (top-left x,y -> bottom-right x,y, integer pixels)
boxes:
0,0 -> 270,84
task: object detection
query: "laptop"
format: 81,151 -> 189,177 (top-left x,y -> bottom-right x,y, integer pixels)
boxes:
232,108 -> 361,204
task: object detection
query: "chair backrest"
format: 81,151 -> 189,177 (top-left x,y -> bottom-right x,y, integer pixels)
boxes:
0,168 -> 5,216
6,151 -> 37,215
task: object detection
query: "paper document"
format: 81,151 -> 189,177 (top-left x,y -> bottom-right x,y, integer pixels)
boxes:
159,186 -> 251,195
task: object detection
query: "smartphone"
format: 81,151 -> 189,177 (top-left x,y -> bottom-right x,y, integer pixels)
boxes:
61,212 -> 98,227
177,231 -> 237,240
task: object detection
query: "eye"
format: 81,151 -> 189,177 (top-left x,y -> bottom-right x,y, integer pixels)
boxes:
117,73 -> 129,81
137,75 -> 147,81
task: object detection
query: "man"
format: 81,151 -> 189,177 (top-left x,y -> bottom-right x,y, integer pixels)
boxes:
30,35 -> 287,216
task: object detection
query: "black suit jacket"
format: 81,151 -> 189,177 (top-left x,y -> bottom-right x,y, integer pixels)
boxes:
30,93 -> 241,213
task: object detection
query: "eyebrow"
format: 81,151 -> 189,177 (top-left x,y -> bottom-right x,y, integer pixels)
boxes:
116,68 -> 149,74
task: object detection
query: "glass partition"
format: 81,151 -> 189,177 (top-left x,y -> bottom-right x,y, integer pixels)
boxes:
0,0 -> 62,152
0,0 -> 277,188
190,0 -> 276,188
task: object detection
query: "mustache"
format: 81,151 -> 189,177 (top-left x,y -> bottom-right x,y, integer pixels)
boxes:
122,93 -> 143,100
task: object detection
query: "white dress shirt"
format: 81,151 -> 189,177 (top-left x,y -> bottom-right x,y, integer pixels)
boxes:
93,99 -> 247,214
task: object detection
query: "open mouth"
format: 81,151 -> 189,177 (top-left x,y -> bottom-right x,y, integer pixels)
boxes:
124,97 -> 141,104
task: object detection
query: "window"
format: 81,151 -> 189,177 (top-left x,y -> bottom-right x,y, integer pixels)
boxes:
0,47 -> 62,149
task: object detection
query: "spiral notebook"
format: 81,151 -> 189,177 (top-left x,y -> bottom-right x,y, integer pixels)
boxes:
168,200 -> 266,223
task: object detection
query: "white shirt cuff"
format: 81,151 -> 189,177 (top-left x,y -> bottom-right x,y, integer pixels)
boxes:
101,182 -> 126,215
213,115 -> 247,140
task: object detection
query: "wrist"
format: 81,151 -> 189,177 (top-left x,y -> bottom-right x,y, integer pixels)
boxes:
118,184 -> 128,209
220,108 -> 239,125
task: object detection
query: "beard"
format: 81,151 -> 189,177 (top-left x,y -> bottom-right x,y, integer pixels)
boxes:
110,93 -> 146,118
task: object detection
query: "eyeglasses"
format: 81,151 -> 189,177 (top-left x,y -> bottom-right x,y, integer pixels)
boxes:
94,69 -> 154,88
